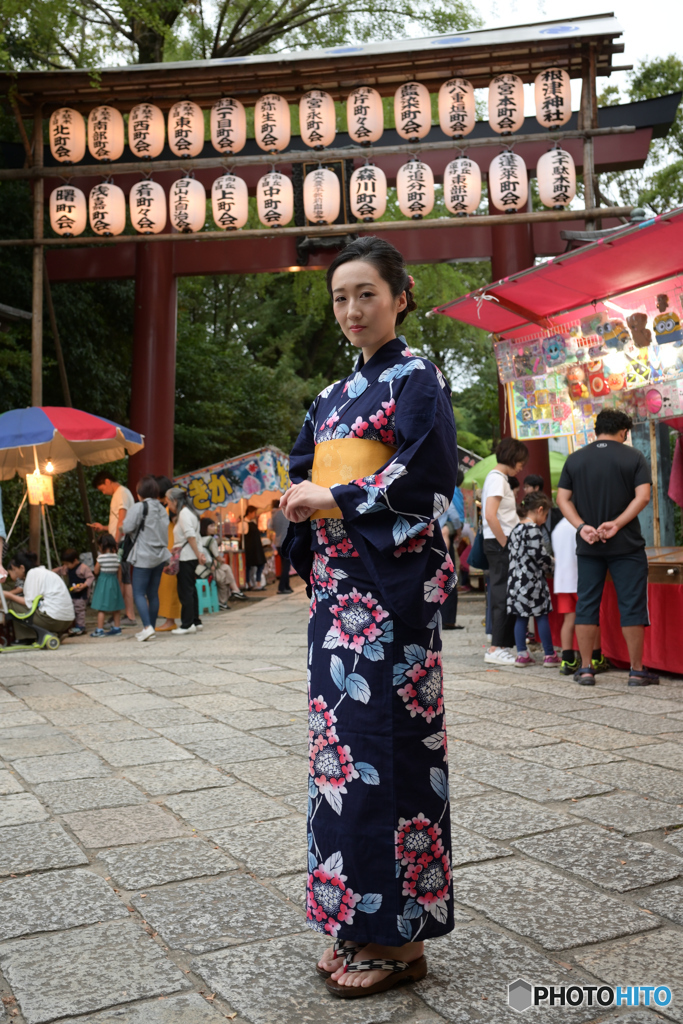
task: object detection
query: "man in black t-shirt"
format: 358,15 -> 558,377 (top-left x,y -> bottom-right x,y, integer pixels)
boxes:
557,409 -> 655,686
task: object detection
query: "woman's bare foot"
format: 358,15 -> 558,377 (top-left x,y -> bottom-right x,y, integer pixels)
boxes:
318,942 -> 361,975
330,941 -> 424,989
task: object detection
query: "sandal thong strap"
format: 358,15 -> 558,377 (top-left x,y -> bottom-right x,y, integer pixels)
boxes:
345,958 -> 409,975
333,940 -> 362,963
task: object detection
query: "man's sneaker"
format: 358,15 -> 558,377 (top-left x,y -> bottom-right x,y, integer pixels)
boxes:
120,616 -> 137,628
230,591 -> 246,601
136,625 -> 156,642
90,628 -> 106,638
515,652 -> 536,667
560,655 -> 580,676
543,653 -> 562,668
195,623 -> 204,631
171,625 -> 196,635
484,647 -> 516,666
591,653 -> 611,673
105,626 -> 122,636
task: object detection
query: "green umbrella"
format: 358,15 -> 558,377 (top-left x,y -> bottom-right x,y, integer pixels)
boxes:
461,450 -> 567,490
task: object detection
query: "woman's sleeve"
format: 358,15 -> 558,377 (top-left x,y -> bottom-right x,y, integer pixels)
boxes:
283,399 -> 318,585
122,503 -> 141,534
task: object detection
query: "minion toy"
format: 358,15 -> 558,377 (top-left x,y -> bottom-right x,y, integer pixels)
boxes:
653,294 -> 683,346
595,319 -> 629,351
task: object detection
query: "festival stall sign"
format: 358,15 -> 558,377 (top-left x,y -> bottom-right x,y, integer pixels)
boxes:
174,445 -> 290,514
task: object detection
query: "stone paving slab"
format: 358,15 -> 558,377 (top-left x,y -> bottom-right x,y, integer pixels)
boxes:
597,694 -> 683,715
617,742 -> 683,771
33,778 -> 147,813
535,723 -> 660,750
0,770 -> 23,794
227,709 -> 304,731
268,871 -> 307,907
68,722 -> 155,744
449,825 -> 514,867
228,755 -> 309,796
0,710 -> 47,728
210,816 -> 307,876
446,721 -> 560,750
252,724 -> 306,746
42,707 -> 123,727
573,760 -> 683,804
450,860 -> 660,950
130,874 -> 303,953
450,793 -> 577,839
573,791 -> 683,833
94,739 -> 195,767
124,708 -> 212,728
665,831 -> 683,856
512,743 -> 625,769
574,929 -> 683,1023
459,753 -> 613,803
62,803 -> 187,848
566,706 -> 683,735
156,723 -> 282,764
636,884 -> 683,925
11,751 -> 110,783
163,782 -> 291,830
0,867 -> 128,941
93,694 -> 177,714
24,694 -> 97,711
74,681 -> 144,698
97,838 -> 238,889
120,762 -> 233,796
64,993 -> 229,1024
0,919 -> 191,1024
0,792 -> 49,827
0,731 -> 82,759
0,821 -> 88,875
512,823 -> 683,891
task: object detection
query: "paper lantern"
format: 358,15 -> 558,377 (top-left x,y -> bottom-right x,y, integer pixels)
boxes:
88,182 -> 126,236
535,68 -> 572,129
488,74 -> 525,134
349,164 -> 387,222
254,94 -> 291,153
128,103 -> 165,159
304,167 -> 340,225
87,106 -> 124,161
438,78 -> 475,138
168,101 -> 204,158
394,81 -> 431,141
212,173 -> 248,229
396,160 -> 434,219
300,90 -> 336,149
170,177 -> 206,233
210,97 -> 246,154
347,87 -> 383,145
129,180 -> 167,234
256,171 -> 293,226
49,108 -> 86,164
488,152 -> 528,212
537,148 -> 576,208
444,157 -> 481,215
49,185 -> 86,235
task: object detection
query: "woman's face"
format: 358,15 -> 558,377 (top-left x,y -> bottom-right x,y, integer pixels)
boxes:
8,565 -> 25,582
331,260 -> 407,354
208,522 -> 217,535
513,461 -> 526,476
167,498 -> 177,514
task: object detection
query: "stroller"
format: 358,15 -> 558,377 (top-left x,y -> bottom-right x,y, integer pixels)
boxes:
0,589 -> 61,651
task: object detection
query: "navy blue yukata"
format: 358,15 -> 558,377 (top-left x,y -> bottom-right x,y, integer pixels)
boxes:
287,337 -> 458,946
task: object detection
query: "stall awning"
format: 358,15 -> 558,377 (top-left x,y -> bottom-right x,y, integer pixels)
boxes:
434,208 -> 683,338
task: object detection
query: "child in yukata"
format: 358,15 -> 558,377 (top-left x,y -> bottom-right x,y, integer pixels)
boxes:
53,547 -> 94,637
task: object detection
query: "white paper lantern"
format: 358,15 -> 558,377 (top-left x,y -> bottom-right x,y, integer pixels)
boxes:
88,182 -> 126,236
300,90 -> 336,149
347,87 -> 383,145
488,152 -> 528,212
210,97 -> 246,155
170,177 -> 206,233
349,164 -> 387,222
49,108 -> 86,164
256,171 -> 293,226
87,106 -> 125,162
537,148 -> 576,208
396,160 -> 434,219
168,101 -> 204,158
254,94 -> 291,153
438,78 -> 475,138
49,184 -> 86,235
394,81 -> 431,141
444,157 -> 481,215
128,104 -> 165,159
488,74 -> 525,134
212,173 -> 249,229
129,179 -> 167,234
535,68 -> 572,129
304,167 -> 340,225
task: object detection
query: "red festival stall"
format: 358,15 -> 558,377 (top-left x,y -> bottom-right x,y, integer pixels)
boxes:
435,209 -> 683,674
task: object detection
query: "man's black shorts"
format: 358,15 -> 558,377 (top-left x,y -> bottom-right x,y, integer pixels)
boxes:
576,550 -> 649,627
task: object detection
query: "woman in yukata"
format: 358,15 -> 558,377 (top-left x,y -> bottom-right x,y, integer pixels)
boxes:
281,237 -> 458,999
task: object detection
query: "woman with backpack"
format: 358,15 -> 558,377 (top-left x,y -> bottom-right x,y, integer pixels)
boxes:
121,476 -> 171,642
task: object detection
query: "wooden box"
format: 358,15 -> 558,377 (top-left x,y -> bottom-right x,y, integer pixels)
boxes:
646,547 -> 683,585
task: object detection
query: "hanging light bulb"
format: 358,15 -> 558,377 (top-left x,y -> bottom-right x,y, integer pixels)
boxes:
129,179 -> 167,234
89,182 -> 126,236
349,164 -> 387,222
211,173 -> 249,230
87,106 -> 125,161
488,74 -> 525,134
396,160 -> 434,219
537,147 -> 576,208
303,166 -> 340,224
438,78 -> 475,138
254,95 -> 291,153
49,184 -> 87,236
488,151 -> 528,212
394,81 -> 431,141
169,177 -> 206,233
128,103 -> 165,159
168,100 -> 205,158
210,97 -> 246,155
346,87 -> 383,145
46,460 -> 54,474
49,108 -> 86,164
256,171 -> 293,226
443,157 -> 481,216
535,68 -> 572,129
300,90 -> 336,149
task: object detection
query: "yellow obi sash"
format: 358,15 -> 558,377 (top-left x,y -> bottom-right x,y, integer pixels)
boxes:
311,437 -> 397,519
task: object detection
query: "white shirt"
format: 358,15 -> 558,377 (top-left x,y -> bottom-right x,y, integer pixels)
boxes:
551,516 -> 579,594
23,566 -> 74,622
173,506 -> 200,560
481,470 -> 519,540
108,484 -> 134,538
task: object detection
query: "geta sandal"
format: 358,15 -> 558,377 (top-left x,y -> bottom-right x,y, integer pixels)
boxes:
325,955 -> 427,998
315,940 -> 362,979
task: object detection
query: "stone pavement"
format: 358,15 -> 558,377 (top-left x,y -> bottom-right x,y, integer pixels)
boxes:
1,584 -> 683,1024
